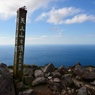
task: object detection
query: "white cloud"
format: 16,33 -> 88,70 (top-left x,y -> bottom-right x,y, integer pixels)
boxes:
36,7 -> 95,24
26,35 -> 47,41
41,36 -> 47,38
36,7 -> 81,24
0,0 -> 53,20
54,32 -> 63,38
64,14 -> 95,24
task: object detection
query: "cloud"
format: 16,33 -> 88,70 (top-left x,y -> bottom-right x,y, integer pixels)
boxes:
36,7 -> 95,24
0,0 -> 53,20
36,7 -> 81,24
41,36 -> 47,38
64,14 -> 95,24
26,35 -> 47,41
54,32 -> 63,38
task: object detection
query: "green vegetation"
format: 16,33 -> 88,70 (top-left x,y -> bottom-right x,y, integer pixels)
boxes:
83,65 -> 95,68
8,65 -> 14,69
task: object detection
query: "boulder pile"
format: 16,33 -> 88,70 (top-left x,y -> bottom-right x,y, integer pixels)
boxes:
1,63 -> 95,95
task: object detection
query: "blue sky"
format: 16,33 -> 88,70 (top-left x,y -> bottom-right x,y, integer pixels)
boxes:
0,0 -> 95,45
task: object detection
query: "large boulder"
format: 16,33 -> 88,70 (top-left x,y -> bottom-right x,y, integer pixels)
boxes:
61,74 -> 74,87
23,76 -> 34,85
81,68 -> 95,80
0,63 -> 15,95
23,68 -> 34,76
32,77 -> 47,86
48,82 -> 64,92
74,66 -> 95,81
43,63 -> 55,73
16,81 -> 27,93
34,69 -> 44,78
57,65 -> 68,75
52,71 -> 61,79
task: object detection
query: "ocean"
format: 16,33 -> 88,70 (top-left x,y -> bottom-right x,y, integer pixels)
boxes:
0,44 -> 95,67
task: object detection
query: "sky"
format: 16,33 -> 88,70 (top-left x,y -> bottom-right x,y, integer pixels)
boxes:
0,0 -> 95,45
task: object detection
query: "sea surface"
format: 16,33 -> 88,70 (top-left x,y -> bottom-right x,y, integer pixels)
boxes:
0,44 -> 95,67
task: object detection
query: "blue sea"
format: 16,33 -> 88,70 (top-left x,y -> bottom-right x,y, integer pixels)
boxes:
0,44 -> 95,67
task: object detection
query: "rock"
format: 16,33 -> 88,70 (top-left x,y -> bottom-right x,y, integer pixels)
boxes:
61,74 -> 74,87
16,82 -> 27,91
53,78 -> 60,83
76,76 -> 81,80
0,63 -> 15,95
90,81 -> 95,86
33,85 -> 55,95
48,82 -> 64,92
34,69 -> 44,78
57,65 -> 68,75
23,76 -> 34,85
81,69 -> 95,80
74,66 -> 95,81
77,86 -> 88,95
68,66 -> 74,69
74,62 -> 82,71
43,63 -> 55,73
48,76 -> 52,80
75,82 -> 82,88
45,72 -> 51,78
23,68 -> 33,76
18,89 -> 34,95
32,77 -> 47,86
52,71 -> 61,79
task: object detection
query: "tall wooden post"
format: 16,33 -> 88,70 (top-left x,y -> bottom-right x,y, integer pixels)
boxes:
13,7 -> 27,80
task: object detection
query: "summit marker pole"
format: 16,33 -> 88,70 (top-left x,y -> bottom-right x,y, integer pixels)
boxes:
13,7 -> 27,80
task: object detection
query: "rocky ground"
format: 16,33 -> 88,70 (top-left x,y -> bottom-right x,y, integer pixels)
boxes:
1,62 -> 95,95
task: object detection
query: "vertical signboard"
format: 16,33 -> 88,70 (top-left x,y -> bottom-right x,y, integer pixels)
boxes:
13,7 -> 27,80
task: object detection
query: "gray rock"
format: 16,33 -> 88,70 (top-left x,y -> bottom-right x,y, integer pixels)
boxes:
61,74 -> 74,87
48,82 -> 63,92
32,77 -> 47,86
0,63 -> 15,95
18,89 -> 34,95
57,65 -> 67,75
48,76 -> 52,80
74,62 -> 82,71
34,69 -> 44,78
43,63 -> 55,73
74,66 -> 95,81
90,81 -> 95,86
77,87 -> 88,95
16,82 -> 27,91
23,76 -> 34,85
81,69 -> 95,80
53,78 -> 60,83
23,68 -> 33,76
45,72 -> 51,78
52,71 -> 61,79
